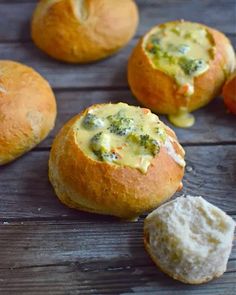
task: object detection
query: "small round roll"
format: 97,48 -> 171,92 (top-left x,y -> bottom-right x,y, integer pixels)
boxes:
0,60 -> 57,165
144,196 -> 235,284
128,20 -> 235,128
31,0 -> 139,63
49,102 -> 185,219
223,71 -> 236,115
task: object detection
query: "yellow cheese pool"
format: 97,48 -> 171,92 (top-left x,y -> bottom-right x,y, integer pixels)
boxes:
74,103 -> 185,173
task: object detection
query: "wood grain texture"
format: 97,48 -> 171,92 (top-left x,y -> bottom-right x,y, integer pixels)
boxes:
0,264 -> 235,295
0,145 -> 236,220
0,0 -> 235,42
0,219 -> 235,269
37,91 -> 236,147
0,35 -> 235,89
0,0 -> 235,293
0,220 -> 235,294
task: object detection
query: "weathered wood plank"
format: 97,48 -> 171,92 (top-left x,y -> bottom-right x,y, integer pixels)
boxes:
38,91 -> 236,147
0,145 -> 235,219
0,0 -> 235,42
0,219 -> 235,294
0,35 -> 235,89
0,219 -> 235,269
0,260 -> 235,294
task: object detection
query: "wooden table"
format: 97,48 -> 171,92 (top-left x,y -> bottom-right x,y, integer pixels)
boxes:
0,1 -> 235,294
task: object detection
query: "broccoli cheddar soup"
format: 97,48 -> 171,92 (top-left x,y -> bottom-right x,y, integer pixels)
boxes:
74,103 -> 185,173
144,21 -> 215,127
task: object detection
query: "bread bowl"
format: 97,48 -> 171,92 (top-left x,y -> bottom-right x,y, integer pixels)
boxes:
0,60 -> 56,165
128,20 -> 235,127
144,195 -> 235,284
223,71 -> 236,115
49,102 -> 185,219
31,0 -> 139,63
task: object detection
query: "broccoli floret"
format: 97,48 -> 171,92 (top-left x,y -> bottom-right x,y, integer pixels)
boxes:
140,134 -> 151,147
140,134 -> 160,155
90,132 -> 118,163
146,35 -> 162,55
148,46 -> 159,54
82,113 -> 104,130
179,58 -> 207,76
108,112 -> 135,136
90,132 -> 110,153
100,152 -> 118,162
93,150 -> 118,162
150,35 -> 161,46
171,27 -> 181,35
128,133 -> 160,156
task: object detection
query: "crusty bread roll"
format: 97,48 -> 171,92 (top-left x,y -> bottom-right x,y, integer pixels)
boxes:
31,0 -> 139,63
223,71 -> 236,115
0,60 -> 56,165
144,196 -> 235,284
128,20 -> 235,128
49,102 -> 185,219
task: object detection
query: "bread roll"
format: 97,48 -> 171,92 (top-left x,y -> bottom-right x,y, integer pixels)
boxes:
0,60 -> 56,165
144,196 -> 235,284
49,102 -> 185,219
31,0 -> 139,63
128,20 -> 235,128
223,71 -> 236,115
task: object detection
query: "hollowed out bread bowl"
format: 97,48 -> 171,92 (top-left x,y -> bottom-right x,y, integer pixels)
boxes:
31,0 -> 139,63
144,196 -> 235,284
223,71 -> 236,115
49,102 -> 185,219
128,20 -> 235,127
0,60 -> 56,165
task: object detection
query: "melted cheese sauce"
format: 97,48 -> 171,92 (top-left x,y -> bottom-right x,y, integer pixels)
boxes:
144,21 -> 215,128
168,107 -> 195,128
74,103 -> 185,173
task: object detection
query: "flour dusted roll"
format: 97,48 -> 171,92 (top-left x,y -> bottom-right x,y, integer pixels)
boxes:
144,196 -> 235,284
0,60 -> 56,165
31,0 -> 139,63
128,20 -> 235,128
49,102 -> 185,219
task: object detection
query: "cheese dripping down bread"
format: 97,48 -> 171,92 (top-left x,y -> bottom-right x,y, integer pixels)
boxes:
31,0 -> 139,63
49,102 -> 185,219
144,196 -> 235,284
128,20 -> 235,127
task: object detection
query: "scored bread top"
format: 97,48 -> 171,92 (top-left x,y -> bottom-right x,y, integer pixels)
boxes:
74,102 -> 185,173
144,195 -> 235,284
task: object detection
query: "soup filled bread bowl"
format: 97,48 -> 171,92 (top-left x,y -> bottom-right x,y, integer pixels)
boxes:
49,102 -> 185,219
128,20 -> 235,127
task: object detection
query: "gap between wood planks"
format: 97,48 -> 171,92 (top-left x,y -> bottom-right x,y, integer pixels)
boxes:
0,260 -> 235,273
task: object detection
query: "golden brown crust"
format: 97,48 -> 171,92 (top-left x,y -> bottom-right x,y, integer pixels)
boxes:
223,71 -> 236,115
49,104 -> 185,219
127,20 -> 235,115
0,60 -> 56,165
31,0 -> 139,63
